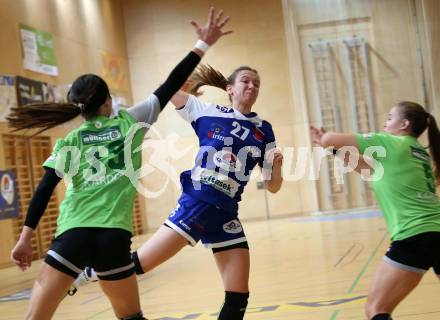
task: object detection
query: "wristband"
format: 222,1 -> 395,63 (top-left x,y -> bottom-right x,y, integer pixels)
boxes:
195,40 -> 209,53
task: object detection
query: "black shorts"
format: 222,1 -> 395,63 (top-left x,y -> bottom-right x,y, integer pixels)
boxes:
45,227 -> 134,280
385,231 -> 440,274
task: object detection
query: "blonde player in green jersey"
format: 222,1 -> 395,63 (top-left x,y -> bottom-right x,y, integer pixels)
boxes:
311,101 -> 440,320
8,7 -> 232,320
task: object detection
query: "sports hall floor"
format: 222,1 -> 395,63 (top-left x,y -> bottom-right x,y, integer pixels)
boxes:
1,210 -> 439,319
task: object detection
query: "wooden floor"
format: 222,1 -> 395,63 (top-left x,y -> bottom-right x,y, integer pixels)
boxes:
1,210 -> 440,319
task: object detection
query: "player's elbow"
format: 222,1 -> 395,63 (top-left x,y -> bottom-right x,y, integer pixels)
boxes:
266,180 -> 282,193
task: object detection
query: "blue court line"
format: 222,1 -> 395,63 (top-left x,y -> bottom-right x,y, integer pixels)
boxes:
293,210 -> 382,223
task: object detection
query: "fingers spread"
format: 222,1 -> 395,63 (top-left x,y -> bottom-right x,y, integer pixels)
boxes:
190,20 -> 200,31
221,30 -> 234,36
207,6 -> 214,25
218,16 -> 230,28
215,10 -> 224,25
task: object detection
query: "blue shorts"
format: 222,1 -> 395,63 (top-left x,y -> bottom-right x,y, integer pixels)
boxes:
165,193 -> 247,248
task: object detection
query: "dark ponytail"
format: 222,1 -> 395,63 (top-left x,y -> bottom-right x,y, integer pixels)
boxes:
7,74 -> 110,135
186,64 -> 228,96
427,114 -> 440,184
186,64 -> 258,98
7,102 -> 80,135
397,101 -> 440,184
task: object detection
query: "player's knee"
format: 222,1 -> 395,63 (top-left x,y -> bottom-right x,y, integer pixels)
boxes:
218,291 -> 249,320
131,251 -> 145,275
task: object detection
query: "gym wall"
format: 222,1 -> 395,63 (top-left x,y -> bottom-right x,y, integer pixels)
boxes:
122,0 -> 440,227
283,0 -> 440,211
122,0 -> 315,228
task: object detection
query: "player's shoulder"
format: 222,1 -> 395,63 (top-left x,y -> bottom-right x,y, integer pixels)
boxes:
253,117 -> 273,133
260,119 -> 273,128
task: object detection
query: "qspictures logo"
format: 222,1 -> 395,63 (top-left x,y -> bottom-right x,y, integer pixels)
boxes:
50,121 -> 388,199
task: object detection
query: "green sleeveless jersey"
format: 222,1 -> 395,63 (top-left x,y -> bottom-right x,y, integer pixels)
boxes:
356,132 -> 440,240
44,110 -> 145,236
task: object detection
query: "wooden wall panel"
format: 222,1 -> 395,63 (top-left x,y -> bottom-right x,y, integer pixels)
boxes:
28,137 -> 58,255
3,135 -> 41,260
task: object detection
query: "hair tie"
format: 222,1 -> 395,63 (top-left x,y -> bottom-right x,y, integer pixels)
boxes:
75,102 -> 85,112
426,113 -> 432,125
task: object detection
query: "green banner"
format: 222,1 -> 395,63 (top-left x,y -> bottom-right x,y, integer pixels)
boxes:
19,24 -> 58,76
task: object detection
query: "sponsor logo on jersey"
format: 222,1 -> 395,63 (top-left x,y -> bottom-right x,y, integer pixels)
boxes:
410,146 -> 430,162
191,167 -> 240,198
179,220 -> 191,231
81,128 -> 122,145
215,105 -> 234,113
253,127 -> 265,142
223,219 -> 243,234
82,171 -> 124,188
213,150 -> 242,171
363,133 -> 373,139
416,191 -> 438,200
208,124 -> 226,141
